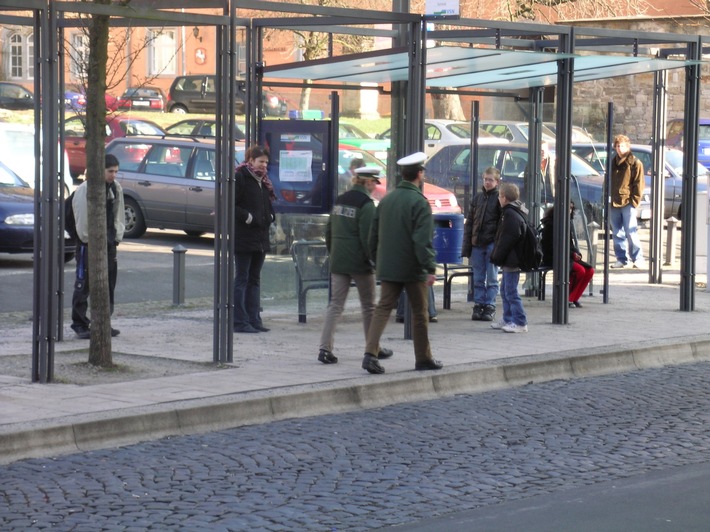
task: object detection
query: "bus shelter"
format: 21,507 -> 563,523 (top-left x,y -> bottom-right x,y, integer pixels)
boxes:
0,0 -> 704,381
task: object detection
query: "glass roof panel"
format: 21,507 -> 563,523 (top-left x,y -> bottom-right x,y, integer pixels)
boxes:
263,45 -> 700,90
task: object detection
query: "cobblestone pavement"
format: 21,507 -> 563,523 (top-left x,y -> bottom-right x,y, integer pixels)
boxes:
2,362 -> 710,531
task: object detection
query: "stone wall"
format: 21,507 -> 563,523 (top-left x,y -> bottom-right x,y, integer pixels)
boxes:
569,16 -> 710,143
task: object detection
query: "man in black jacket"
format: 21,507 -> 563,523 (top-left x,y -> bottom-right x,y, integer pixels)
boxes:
462,166 -> 501,322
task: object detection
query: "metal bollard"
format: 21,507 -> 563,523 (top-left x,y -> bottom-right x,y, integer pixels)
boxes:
587,221 -> 600,296
664,217 -> 678,266
172,244 -> 187,305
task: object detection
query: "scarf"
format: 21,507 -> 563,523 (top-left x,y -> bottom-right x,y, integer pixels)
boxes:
239,162 -> 276,202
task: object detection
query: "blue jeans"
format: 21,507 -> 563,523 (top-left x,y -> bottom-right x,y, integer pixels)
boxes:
610,204 -> 643,264
500,270 -> 527,326
470,242 -> 499,307
233,251 -> 266,328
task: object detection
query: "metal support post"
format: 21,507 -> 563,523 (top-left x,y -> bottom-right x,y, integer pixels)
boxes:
587,221 -> 599,296
173,245 -> 187,305
664,217 -> 678,266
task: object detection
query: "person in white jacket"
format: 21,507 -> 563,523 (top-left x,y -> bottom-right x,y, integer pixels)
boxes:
70,153 -> 125,339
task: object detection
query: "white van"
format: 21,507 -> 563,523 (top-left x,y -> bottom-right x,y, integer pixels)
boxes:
0,122 -> 75,195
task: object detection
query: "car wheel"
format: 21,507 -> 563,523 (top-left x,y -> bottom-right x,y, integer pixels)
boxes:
64,252 -> 75,263
170,105 -> 188,114
184,230 -> 205,237
123,197 -> 147,239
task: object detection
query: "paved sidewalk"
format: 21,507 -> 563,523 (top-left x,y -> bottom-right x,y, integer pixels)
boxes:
1,268 -> 709,464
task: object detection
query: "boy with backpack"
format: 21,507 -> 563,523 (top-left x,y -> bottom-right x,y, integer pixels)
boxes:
490,182 -> 529,333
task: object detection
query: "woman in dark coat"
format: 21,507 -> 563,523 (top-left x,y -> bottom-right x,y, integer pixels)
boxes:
540,203 -> 594,308
233,145 -> 275,333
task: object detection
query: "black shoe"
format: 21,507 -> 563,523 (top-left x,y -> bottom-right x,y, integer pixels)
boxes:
573,301 -> 583,308
111,328 -> 120,337
415,359 -> 444,371
377,347 -> 394,359
318,349 -> 338,364
395,316 -> 404,323
480,305 -> 496,322
252,324 -> 270,332
233,324 -> 260,333
362,353 -> 384,374
74,327 -> 90,340
471,304 -> 484,321
429,316 -> 438,323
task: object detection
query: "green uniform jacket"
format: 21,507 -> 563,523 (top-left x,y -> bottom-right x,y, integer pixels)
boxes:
369,180 -> 436,282
325,184 -> 375,275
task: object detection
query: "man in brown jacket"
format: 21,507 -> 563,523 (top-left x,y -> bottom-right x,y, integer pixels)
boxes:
609,134 -> 645,269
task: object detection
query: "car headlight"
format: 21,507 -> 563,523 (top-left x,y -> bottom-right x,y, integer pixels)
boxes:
4,213 -> 34,225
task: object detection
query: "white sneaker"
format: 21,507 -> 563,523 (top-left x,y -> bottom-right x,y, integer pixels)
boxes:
633,259 -> 646,269
490,319 -> 507,330
610,261 -> 626,269
502,323 -> 528,333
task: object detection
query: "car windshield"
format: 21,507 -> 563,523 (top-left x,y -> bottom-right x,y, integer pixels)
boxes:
665,149 -> 710,177
516,124 -> 557,142
340,124 -> 369,139
0,163 -> 26,187
446,123 -> 470,138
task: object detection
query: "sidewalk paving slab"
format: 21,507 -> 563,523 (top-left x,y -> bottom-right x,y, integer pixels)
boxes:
1,269 -> 709,464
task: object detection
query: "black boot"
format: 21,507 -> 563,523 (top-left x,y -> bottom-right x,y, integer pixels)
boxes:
481,304 -> 496,322
471,304 -> 484,321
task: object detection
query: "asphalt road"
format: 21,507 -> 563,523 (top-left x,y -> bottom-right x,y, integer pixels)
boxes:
1,362 -> 709,530
0,229 -> 296,313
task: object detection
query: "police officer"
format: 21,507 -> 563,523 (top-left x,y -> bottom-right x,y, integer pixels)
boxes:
317,167 -> 393,364
362,152 -> 443,374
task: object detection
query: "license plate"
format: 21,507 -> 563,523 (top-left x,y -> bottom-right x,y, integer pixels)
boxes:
133,101 -> 149,107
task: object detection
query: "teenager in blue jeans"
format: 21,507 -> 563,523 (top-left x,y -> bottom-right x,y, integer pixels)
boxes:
490,182 -> 528,333
462,166 -> 501,322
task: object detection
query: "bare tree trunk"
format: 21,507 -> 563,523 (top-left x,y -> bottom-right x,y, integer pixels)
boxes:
86,1 -> 113,367
300,86 -> 312,110
431,92 -> 466,120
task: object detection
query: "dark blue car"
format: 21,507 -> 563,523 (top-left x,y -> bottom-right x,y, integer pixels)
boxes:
0,161 -> 75,262
425,142 -> 609,224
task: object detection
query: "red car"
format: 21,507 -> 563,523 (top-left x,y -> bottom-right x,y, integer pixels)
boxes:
117,86 -> 166,112
63,115 -> 165,178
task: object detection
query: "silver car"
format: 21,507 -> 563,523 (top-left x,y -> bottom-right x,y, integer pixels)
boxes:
106,136 -> 245,239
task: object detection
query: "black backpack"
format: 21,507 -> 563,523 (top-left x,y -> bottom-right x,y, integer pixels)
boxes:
516,211 -> 544,272
64,191 -> 78,242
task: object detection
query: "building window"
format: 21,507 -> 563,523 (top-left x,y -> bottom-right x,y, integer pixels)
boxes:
147,28 -> 176,76
69,33 -> 90,79
9,32 -> 34,81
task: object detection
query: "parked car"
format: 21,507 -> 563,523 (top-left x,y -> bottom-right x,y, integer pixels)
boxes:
425,141 -> 616,224
63,115 -> 166,178
572,143 -> 709,220
544,122 -> 595,143
479,120 -> 556,144
666,117 -> 710,170
0,122 -> 74,194
339,122 -> 390,163
166,75 -> 287,117
64,84 -> 120,112
165,118 -> 246,140
105,136 -> 246,239
0,82 -> 34,110
375,119 -> 499,158
117,86 -> 166,112
0,160 -> 75,262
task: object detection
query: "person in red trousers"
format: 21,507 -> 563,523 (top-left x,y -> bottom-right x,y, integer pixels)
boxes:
540,202 -> 595,308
